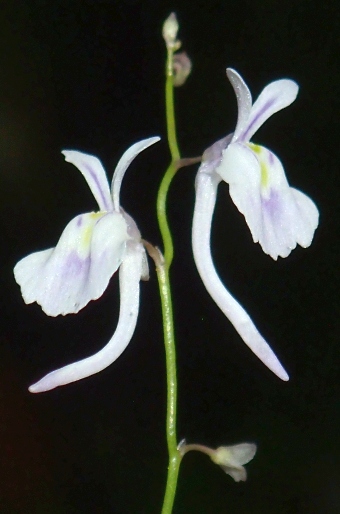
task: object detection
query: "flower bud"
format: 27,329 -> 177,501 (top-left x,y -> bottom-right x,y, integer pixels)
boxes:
173,52 -> 192,86
162,13 -> 181,51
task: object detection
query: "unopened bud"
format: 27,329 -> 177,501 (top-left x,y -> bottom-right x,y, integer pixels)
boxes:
173,52 -> 192,86
162,13 -> 181,51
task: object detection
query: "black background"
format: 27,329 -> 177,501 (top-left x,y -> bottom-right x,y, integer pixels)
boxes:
0,1 -> 339,512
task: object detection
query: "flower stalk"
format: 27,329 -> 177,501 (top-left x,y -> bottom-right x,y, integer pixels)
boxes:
157,13 -> 183,513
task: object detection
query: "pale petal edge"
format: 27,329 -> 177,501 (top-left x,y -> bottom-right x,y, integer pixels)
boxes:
226,68 -> 252,143
221,464 -> 247,482
62,150 -> 113,212
111,136 -> 160,212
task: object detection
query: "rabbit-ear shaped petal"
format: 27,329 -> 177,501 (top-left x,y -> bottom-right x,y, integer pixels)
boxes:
62,151 -> 113,212
111,136 -> 160,211
226,69 -> 298,143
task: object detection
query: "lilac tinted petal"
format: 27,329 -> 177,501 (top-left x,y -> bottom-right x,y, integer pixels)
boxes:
121,209 -> 141,241
216,143 -> 263,243
238,79 -> 298,143
259,187 -> 319,259
247,145 -> 319,259
111,137 -> 160,212
199,134 -> 233,176
28,242 -> 145,392
192,171 -> 289,381
14,212 -> 128,316
226,69 -> 252,143
62,151 -> 113,212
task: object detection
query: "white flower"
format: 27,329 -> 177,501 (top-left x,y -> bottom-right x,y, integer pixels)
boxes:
207,68 -> 319,259
14,137 -> 159,392
192,68 -> 319,381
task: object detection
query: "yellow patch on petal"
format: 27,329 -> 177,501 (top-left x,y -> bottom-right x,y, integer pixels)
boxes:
248,143 -> 269,188
82,212 -> 106,248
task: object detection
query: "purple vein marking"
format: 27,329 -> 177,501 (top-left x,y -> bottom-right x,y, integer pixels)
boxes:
240,98 -> 276,142
82,162 -> 112,212
261,189 -> 281,218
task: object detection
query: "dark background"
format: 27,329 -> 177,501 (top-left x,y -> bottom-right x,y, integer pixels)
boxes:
0,1 -> 339,512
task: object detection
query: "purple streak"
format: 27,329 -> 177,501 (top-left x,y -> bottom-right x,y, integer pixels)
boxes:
240,98 -> 276,142
63,251 -> 90,278
268,151 -> 275,165
261,188 -> 281,217
82,162 -> 112,212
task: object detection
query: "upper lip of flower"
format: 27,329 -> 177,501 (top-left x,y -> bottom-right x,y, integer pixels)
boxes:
14,137 -> 160,391
226,67 -> 299,144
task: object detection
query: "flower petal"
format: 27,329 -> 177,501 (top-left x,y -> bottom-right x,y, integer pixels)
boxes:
111,137 -> 160,212
220,443 -> 257,467
199,134 -> 233,177
192,171 -> 289,381
237,78 -> 299,143
215,442 -> 257,482
216,142 -> 263,244
259,186 -> 319,259
223,143 -> 319,260
14,211 -> 129,316
216,143 -> 319,259
62,151 -> 113,212
226,69 -> 252,143
221,464 -> 247,482
290,187 -> 319,248
28,242 -> 145,392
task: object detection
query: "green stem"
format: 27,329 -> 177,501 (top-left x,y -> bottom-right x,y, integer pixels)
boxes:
157,259 -> 181,514
156,50 -> 180,269
156,49 -> 182,513
165,65 -> 180,161
156,162 -> 176,268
